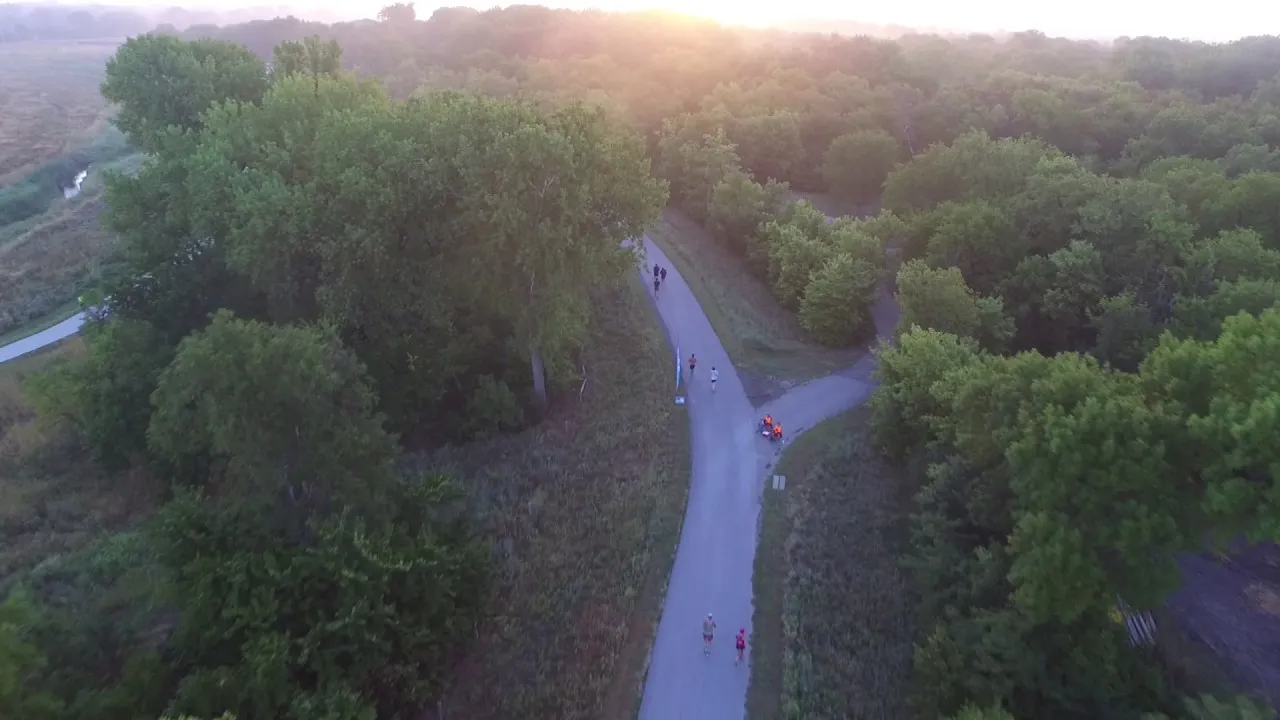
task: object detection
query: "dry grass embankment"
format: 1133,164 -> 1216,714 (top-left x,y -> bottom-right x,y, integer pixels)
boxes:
749,405 -> 916,720
0,185 -> 117,336
418,279 -> 691,720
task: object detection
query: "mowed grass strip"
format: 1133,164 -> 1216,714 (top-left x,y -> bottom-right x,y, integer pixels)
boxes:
749,405 -> 916,720
420,279 -> 690,719
647,208 -> 859,395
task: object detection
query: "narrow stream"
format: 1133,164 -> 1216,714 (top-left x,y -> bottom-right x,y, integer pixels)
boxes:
62,167 -> 89,199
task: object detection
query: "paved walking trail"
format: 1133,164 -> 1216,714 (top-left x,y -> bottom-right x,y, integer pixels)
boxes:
636,233 -> 901,720
0,312 -> 86,364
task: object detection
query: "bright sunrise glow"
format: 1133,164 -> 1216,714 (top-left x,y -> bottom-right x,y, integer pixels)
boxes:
129,0 -> 1280,42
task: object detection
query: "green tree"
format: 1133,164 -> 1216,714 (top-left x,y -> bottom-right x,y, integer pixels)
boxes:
822,129 -> 900,203
377,2 -> 416,23
870,327 -> 982,459
1000,354 -> 1188,621
148,310 -> 398,518
945,701 -> 1017,720
1090,292 -> 1158,372
705,171 -> 790,261
441,96 -> 668,411
1142,309 -> 1280,545
882,130 -> 1060,213
924,200 -> 1025,296
0,590 -> 62,720
183,75 -> 665,423
896,259 -> 1012,351
729,111 -> 805,182
1002,240 -> 1107,354
765,222 -> 834,310
27,318 -> 175,471
271,35 -> 343,85
157,476 -> 487,720
799,252 -> 879,346
1185,228 -> 1280,284
1171,278 -> 1280,341
102,35 -> 268,151
1183,694 -> 1277,720
655,113 -> 741,220
1200,171 -> 1280,244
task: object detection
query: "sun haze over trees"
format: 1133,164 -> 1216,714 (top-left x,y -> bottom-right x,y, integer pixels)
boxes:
6,4 -> 1280,718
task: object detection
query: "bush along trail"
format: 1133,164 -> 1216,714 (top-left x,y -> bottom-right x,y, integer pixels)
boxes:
636,217 -> 900,720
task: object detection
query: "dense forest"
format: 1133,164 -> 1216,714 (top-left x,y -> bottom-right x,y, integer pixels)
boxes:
5,3 -> 1280,719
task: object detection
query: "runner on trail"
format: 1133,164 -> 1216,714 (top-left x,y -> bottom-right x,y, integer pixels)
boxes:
654,277 -> 660,295
688,354 -> 697,375
709,366 -> 718,392
735,628 -> 747,665
702,613 -> 717,654
653,263 -> 660,279
660,266 -> 667,283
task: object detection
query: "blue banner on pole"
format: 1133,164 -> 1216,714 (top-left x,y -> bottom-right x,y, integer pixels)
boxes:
674,344 -> 685,404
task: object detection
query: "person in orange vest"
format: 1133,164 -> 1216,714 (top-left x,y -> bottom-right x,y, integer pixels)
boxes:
772,423 -> 783,440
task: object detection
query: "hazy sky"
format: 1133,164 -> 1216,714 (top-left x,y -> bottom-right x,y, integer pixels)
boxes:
152,0 -> 1280,42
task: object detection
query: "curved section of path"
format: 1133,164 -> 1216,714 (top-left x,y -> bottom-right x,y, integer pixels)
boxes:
636,228 -> 901,720
0,312 -> 86,364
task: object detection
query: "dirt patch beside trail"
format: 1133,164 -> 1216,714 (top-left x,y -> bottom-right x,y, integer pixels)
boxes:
1166,543 -> 1280,707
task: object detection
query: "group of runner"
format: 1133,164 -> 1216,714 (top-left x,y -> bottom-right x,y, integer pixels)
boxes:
686,353 -> 718,391
702,613 -> 748,665
652,268 -> 757,667
652,263 -> 668,294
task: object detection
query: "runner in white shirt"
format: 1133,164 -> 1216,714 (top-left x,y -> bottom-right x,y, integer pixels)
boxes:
710,366 -> 719,392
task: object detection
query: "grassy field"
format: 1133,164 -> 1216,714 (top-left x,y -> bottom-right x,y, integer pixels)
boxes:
647,208 -> 861,399
0,185 -> 118,337
414,279 -> 690,720
0,41 -> 123,184
0,40 -> 137,340
748,405 -> 917,720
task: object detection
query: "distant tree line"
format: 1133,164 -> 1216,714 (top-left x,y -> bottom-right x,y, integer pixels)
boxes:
0,4 -> 153,41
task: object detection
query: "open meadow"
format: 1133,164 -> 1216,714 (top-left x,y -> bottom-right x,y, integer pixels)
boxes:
0,40 -> 137,340
0,40 -> 124,183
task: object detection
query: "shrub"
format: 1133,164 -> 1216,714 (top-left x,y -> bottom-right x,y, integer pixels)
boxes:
156,475 -> 489,719
0,589 -> 64,719
766,223 -> 834,310
465,374 -> 525,437
822,129 -> 900,203
799,253 -> 879,347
